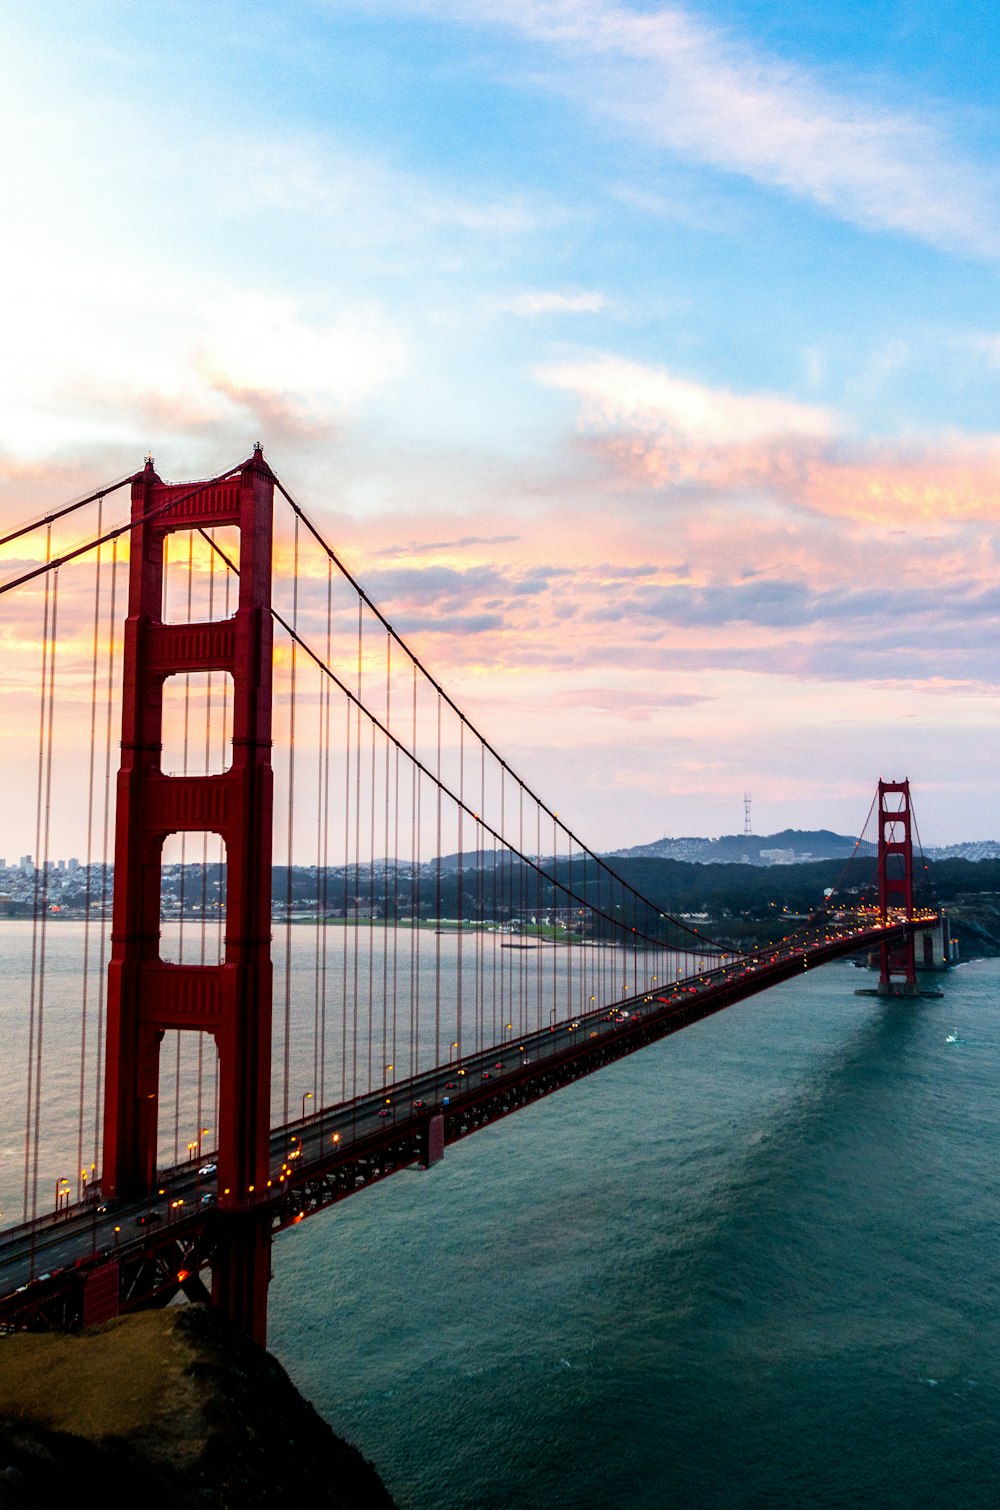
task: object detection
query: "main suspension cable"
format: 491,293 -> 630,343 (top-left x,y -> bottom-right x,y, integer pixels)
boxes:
0,474 -> 132,550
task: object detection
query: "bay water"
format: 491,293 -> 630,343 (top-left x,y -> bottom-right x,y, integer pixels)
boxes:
2,920 -> 997,1506
268,958 -> 1000,1509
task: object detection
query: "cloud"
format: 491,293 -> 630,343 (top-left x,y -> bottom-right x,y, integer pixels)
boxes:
539,355 -> 834,445
955,332 -> 1000,366
550,685 -> 711,721
195,294 -> 409,428
539,353 -> 841,496
391,611 -> 507,635
581,574 -> 1000,636
794,441 -> 1000,525
362,562 -> 514,602
501,290 -> 608,316
237,133 -> 548,243
384,0 -> 1000,257
538,353 -> 1000,525
0,68 -> 552,469
382,534 -> 522,556
0,243 -> 410,463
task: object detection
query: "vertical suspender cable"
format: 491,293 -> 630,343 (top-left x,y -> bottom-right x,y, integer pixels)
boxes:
392,735 -> 400,1083
551,813 -> 558,1028
498,770 -> 505,1048
434,694 -> 442,1070
567,838 -> 573,1021
31,562 -> 59,1227
320,558 -> 333,1111
215,557 -> 231,1141
283,513 -> 300,1126
173,530 -> 195,1165
382,633 -> 391,1087
456,721 -> 463,1062
352,600 -> 362,1098
313,653 -> 324,1107
24,526 -> 52,1229
341,696 -> 351,1104
94,538 -> 119,1177
478,744 -> 485,1052
411,660 -> 420,1078
536,804 -> 543,1030
77,501 -> 103,1202
517,783 -> 524,1037
368,720 -> 376,1091
490,794 -> 498,1051
197,539 -> 217,1150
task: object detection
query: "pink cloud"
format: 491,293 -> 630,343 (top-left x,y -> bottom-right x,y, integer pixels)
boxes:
537,356 -> 1000,529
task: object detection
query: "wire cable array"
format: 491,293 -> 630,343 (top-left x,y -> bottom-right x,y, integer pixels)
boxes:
0,456 -> 936,1234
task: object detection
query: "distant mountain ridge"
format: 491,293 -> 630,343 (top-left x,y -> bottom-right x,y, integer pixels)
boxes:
604,829 -> 859,867
603,831 -> 1000,867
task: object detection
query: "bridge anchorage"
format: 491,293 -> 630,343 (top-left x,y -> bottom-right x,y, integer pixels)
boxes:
0,450 -> 944,1342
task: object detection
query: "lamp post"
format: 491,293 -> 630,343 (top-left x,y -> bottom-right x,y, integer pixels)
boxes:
301,1090 -> 313,1121
55,1177 -> 70,1216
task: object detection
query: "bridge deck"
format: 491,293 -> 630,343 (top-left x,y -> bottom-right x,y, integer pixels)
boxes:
0,921 -> 912,1328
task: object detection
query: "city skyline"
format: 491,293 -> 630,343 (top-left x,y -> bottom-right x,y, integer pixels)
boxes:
2,2 -> 998,848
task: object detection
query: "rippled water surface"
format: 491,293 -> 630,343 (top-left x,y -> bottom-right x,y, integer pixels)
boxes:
268,959 -> 1000,1510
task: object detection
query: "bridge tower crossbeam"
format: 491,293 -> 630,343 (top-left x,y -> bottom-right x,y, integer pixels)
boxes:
101,449 -> 275,1342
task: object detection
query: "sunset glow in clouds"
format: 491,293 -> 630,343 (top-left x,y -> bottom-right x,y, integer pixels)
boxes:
2,0 -> 999,848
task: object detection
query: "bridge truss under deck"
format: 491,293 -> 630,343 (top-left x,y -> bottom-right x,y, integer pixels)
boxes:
0,920 -> 915,1333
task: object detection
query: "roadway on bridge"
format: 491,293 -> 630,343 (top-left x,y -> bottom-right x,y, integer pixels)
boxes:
0,921 -> 898,1307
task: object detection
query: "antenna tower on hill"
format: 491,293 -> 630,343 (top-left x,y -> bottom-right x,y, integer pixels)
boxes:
743,791 -> 753,837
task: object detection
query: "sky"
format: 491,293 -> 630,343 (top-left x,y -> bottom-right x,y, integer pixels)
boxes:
1,0 -> 999,851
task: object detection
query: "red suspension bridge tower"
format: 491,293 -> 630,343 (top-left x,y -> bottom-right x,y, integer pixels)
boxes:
877,778 -> 918,995
102,448 -> 275,1340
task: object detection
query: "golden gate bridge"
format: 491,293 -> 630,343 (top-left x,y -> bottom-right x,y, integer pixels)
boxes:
0,449 -> 942,1342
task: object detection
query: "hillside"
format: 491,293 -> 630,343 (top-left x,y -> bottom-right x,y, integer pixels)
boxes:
606,828 -> 858,865
0,1306 -> 398,1509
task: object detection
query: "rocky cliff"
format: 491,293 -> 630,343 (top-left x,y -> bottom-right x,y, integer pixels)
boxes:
0,1305 -> 399,1509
